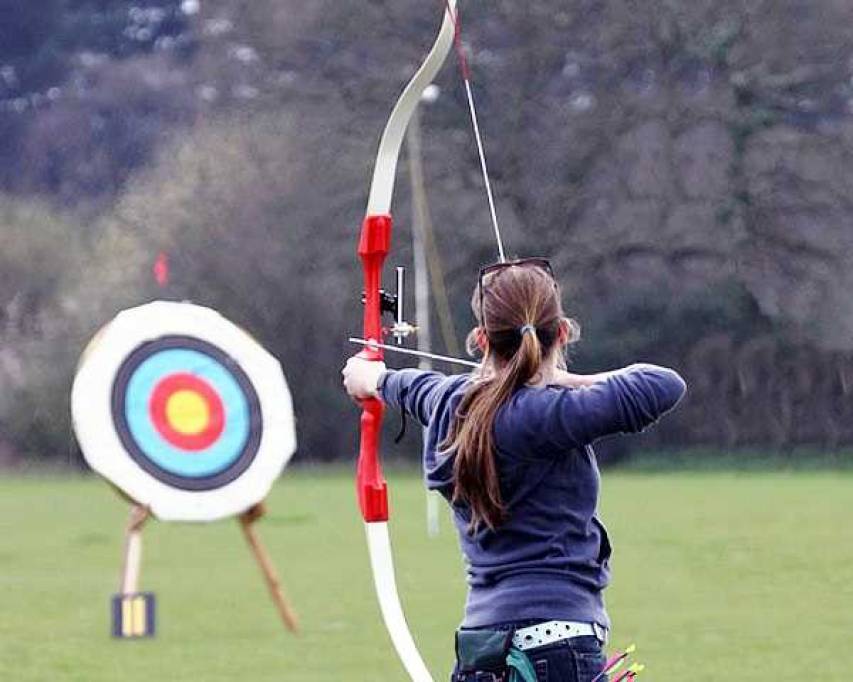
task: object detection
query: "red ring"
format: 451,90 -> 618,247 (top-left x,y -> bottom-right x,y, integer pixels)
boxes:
148,373 -> 225,451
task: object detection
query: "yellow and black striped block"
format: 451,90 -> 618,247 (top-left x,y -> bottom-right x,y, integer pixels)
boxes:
111,592 -> 156,638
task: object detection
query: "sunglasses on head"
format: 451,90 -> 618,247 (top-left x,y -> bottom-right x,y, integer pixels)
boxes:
477,257 -> 554,325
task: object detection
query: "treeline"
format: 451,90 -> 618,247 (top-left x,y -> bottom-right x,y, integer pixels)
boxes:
0,0 -> 852,465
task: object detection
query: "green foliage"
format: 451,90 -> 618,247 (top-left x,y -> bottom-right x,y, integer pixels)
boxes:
577,281 -> 769,366
0,1 -> 191,97
0,1 -> 195,198
0,199 -> 84,306
0,198 -> 88,459
2,0 -> 853,461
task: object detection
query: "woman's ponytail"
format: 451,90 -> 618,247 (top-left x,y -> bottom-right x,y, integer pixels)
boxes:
516,324 -> 543,387
443,266 -> 564,533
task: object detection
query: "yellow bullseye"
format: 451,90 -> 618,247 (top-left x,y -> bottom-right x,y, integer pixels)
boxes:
165,390 -> 210,435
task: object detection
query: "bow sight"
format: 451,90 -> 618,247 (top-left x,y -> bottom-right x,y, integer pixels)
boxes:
363,265 -> 417,345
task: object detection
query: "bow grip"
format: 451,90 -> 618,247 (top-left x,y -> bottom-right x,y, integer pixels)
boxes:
357,397 -> 389,522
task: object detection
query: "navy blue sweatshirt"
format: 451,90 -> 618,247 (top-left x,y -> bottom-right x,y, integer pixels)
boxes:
378,364 -> 686,630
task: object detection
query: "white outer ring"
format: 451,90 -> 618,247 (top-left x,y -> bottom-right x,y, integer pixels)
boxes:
71,301 -> 296,522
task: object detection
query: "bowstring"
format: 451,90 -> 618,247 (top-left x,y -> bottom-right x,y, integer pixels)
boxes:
442,0 -> 507,263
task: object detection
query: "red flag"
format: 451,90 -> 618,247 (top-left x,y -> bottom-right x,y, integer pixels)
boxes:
153,252 -> 169,287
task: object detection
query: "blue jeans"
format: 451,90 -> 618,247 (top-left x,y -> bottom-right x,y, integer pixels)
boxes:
452,625 -> 607,682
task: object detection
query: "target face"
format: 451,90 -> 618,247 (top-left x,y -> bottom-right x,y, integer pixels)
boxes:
113,336 -> 262,490
72,302 -> 296,522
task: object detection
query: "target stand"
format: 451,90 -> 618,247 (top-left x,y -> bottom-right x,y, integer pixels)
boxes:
109,501 -> 299,639
72,301 -> 300,638
112,505 -> 156,638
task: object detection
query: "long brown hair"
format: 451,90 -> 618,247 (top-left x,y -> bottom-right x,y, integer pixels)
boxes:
442,263 -> 568,532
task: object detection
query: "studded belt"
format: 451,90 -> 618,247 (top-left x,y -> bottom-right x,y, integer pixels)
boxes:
511,620 -> 608,651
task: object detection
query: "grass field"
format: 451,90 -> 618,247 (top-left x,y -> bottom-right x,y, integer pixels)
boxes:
1,469 -> 851,681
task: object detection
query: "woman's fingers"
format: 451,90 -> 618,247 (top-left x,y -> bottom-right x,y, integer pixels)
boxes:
341,358 -> 359,397
341,356 -> 386,400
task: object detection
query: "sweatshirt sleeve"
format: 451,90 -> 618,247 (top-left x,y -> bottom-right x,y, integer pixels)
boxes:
542,364 -> 687,448
378,368 -> 448,427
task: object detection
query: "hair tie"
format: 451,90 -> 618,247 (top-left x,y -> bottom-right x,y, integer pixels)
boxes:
519,324 -> 536,337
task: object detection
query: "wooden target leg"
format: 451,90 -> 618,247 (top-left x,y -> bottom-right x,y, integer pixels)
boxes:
121,504 -> 149,594
112,504 -> 156,638
239,503 -> 300,634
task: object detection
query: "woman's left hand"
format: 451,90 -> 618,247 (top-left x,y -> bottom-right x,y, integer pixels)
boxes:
341,356 -> 387,401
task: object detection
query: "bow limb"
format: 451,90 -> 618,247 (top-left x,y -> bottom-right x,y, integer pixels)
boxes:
356,3 -> 456,681
366,0 -> 457,216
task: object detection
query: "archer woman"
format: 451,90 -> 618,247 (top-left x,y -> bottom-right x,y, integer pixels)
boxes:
342,258 -> 686,682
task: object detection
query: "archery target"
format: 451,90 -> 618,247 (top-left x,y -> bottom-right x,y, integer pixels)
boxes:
72,301 -> 296,522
